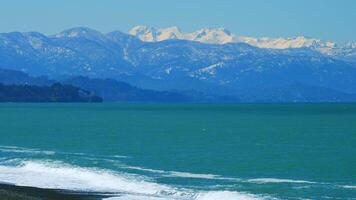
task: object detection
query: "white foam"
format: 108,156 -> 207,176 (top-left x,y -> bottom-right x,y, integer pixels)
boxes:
0,160 -> 174,196
112,155 -> 129,159
248,178 -> 315,184
122,166 -> 166,174
49,150 -> 128,159
105,191 -> 262,200
0,160 -> 265,200
0,146 -> 55,155
342,185 -> 356,189
195,191 -> 262,200
105,195 -> 174,200
122,166 -> 312,185
122,165 -> 239,181
168,171 -> 220,179
0,146 -> 128,163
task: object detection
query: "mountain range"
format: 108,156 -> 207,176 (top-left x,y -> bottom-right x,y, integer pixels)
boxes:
0,26 -> 356,102
129,26 -> 356,59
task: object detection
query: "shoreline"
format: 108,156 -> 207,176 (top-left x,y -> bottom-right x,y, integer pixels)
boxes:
0,183 -> 107,200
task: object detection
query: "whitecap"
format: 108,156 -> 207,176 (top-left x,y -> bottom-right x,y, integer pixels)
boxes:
121,165 -> 240,181
0,160 -> 173,195
0,145 -> 55,155
195,191 -> 263,200
121,166 -> 166,174
0,160 -> 267,200
105,191 -> 263,200
342,185 -> 356,189
167,171 -> 221,179
247,178 -> 315,184
105,194 -> 177,200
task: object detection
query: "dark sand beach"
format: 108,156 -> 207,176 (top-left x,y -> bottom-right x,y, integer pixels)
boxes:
0,184 -> 106,200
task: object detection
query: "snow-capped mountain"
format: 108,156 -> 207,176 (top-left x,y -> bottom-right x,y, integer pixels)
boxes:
128,26 -> 355,55
128,26 -> 356,64
129,26 -> 235,44
1,27 -> 356,101
236,36 -> 336,49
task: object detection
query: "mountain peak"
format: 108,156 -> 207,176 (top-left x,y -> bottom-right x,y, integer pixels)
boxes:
128,26 -> 235,44
128,25 -> 157,42
127,25 -> 342,50
53,27 -> 104,39
156,26 -> 183,40
190,27 -> 234,44
196,27 -> 231,35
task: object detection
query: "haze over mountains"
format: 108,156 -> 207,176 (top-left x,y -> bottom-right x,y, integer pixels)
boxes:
0,26 -> 356,102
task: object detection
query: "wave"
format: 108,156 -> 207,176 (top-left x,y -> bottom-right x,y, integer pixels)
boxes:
342,185 -> 356,189
195,191 -> 263,200
0,160 -> 169,194
122,165 -> 239,181
166,171 -> 223,180
0,145 -> 55,155
122,165 -> 316,185
105,195 -> 173,200
0,145 -> 129,159
247,178 -> 315,184
66,152 -> 129,159
0,160 -> 265,200
105,191 -> 262,200
122,166 -> 166,174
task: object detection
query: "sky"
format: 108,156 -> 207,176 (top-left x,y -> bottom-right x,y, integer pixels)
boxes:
0,0 -> 355,43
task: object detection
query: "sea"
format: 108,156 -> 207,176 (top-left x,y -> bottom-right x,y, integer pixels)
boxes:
0,103 -> 355,199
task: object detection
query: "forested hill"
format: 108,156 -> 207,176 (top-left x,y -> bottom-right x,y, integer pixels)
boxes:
0,83 -> 102,102
64,76 -> 193,102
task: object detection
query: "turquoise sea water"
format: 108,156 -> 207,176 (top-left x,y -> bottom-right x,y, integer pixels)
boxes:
0,103 -> 355,199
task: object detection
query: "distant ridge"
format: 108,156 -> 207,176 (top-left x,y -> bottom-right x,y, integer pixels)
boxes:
0,82 -> 103,102
0,27 -> 356,102
1,68 -> 356,103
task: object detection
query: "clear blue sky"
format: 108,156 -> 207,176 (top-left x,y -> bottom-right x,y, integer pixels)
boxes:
0,0 -> 355,43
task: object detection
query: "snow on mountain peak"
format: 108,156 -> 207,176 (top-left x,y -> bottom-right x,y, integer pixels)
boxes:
128,25 -> 340,50
129,25 -> 184,42
236,36 -> 336,49
156,26 -> 184,41
128,26 -> 157,41
128,26 -> 235,44
189,27 -> 234,44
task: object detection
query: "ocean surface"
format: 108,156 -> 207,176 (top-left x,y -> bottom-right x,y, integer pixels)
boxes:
0,103 -> 355,200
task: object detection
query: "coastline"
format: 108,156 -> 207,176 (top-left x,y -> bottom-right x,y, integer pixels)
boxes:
0,183 -> 105,200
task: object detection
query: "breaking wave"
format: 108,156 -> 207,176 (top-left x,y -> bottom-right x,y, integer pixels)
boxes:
247,178 -> 315,184
0,160 -> 264,200
0,145 -> 55,155
122,165 -> 239,181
